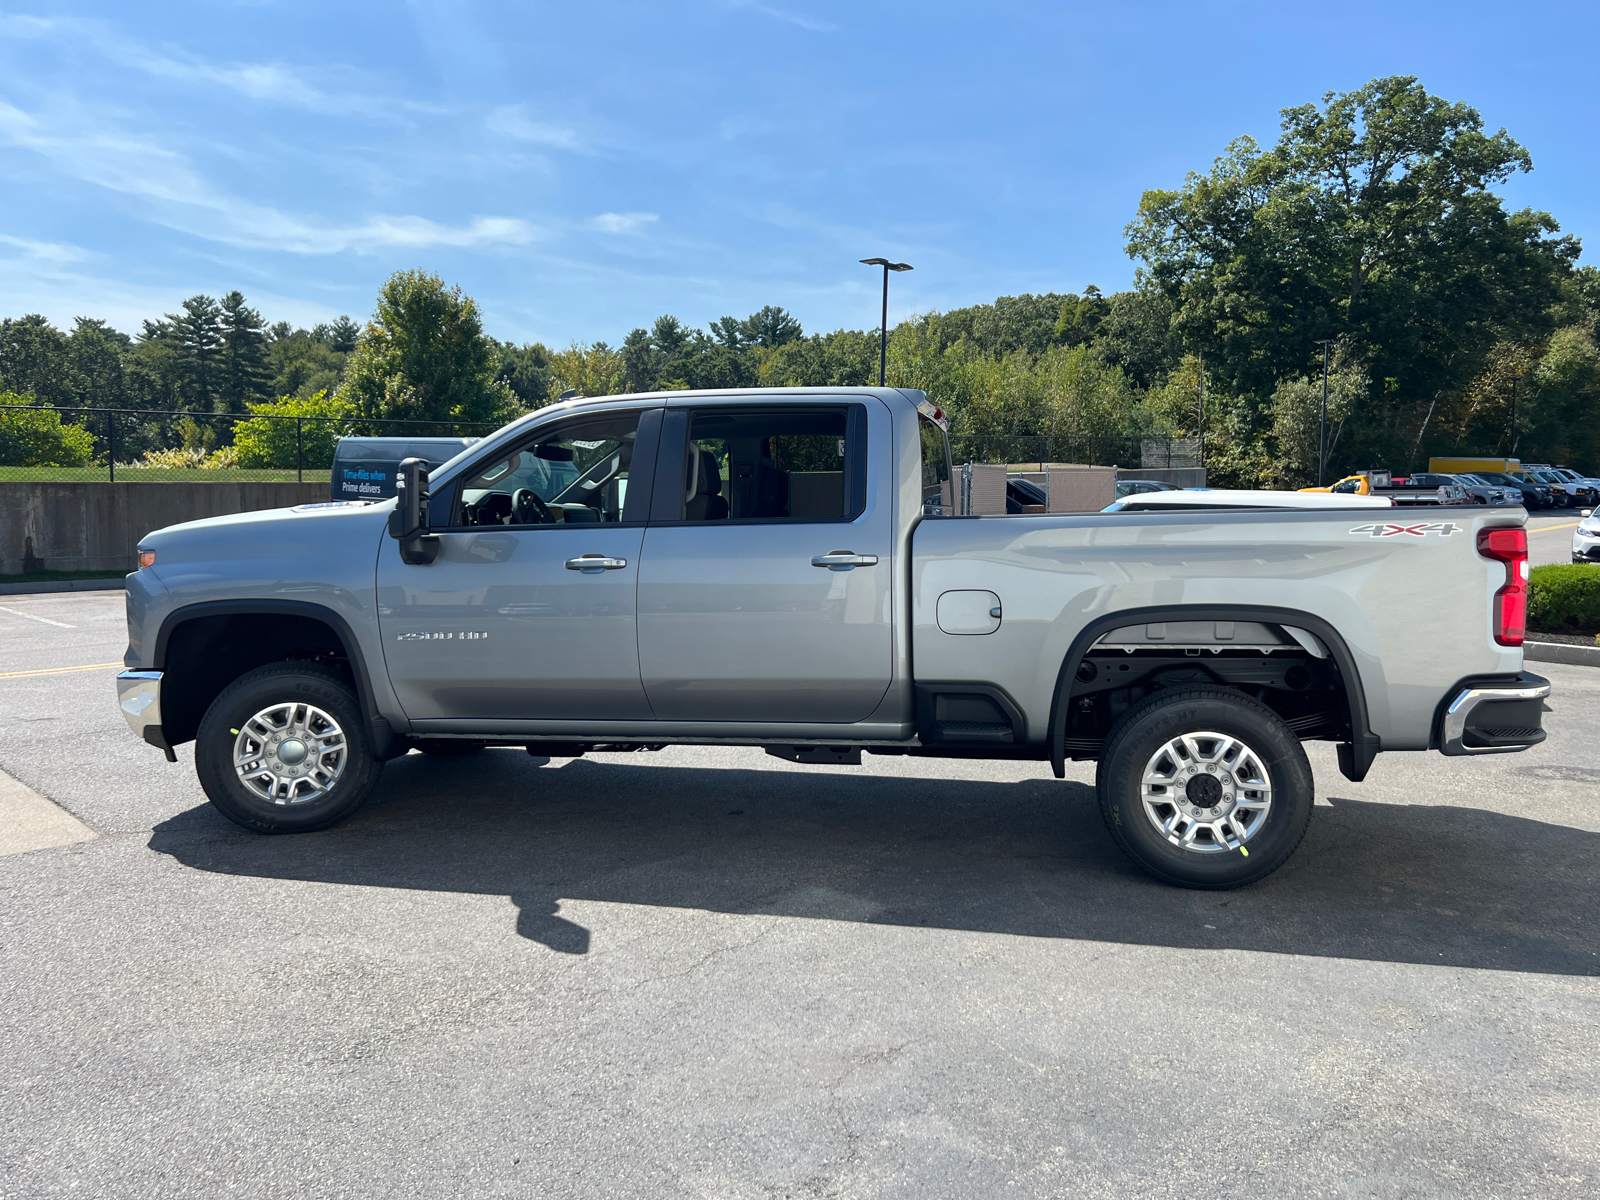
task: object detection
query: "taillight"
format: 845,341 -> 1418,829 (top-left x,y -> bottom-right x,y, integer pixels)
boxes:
1477,526 -> 1528,646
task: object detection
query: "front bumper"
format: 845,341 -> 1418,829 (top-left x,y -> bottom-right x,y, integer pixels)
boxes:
116,670 -> 175,760
1439,672 -> 1550,755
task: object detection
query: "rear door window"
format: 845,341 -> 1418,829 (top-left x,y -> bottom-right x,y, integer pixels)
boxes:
668,406 -> 865,522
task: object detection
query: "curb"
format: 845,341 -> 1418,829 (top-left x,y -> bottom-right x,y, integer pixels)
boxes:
1524,640 -> 1600,668
0,578 -> 127,597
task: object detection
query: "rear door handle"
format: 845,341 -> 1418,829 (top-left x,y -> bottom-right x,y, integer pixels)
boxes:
565,555 -> 628,572
811,550 -> 879,570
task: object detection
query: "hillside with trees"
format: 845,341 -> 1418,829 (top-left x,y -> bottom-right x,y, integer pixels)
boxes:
2,76 -> 1596,479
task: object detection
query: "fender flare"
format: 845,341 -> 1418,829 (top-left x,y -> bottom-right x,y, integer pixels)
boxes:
154,598 -> 404,757
1046,604 -> 1380,784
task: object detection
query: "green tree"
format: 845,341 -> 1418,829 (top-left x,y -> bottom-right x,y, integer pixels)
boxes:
339,270 -> 514,424
218,291 -> 270,413
166,295 -> 226,412
65,318 -> 134,409
546,342 -> 627,401
0,392 -> 95,466
1264,363 -> 1368,488
758,329 -> 877,388
0,315 -> 70,408
1126,75 -> 1578,474
232,391 -> 357,469
494,340 -> 554,408
267,329 -> 347,401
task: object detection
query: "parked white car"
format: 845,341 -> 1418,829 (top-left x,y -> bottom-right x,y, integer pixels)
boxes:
1104,488 -> 1394,512
1574,509 -> 1600,564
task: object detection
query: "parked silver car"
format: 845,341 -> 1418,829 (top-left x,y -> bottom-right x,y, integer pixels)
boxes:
1408,472 -> 1516,506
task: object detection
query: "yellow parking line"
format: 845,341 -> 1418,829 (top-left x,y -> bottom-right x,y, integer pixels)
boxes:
1532,521 -> 1579,532
0,662 -> 124,680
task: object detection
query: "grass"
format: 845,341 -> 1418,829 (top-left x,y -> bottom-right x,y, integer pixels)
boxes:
0,468 -> 332,483
1,569 -> 128,584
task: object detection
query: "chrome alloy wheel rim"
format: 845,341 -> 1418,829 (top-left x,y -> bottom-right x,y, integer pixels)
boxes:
1140,731 -> 1273,854
233,702 -> 348,805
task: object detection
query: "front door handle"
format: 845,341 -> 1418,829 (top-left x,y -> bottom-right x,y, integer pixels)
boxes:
811,550 -> 879,571
565,555 -> 629,573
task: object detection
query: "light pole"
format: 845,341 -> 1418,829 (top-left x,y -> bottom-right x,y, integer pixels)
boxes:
1314,338 -> 1335,486
859,258 -> 913,386
1509,369 -> 1522,455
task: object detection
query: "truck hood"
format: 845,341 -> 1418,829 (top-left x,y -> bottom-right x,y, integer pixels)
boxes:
139,498 -> 396,576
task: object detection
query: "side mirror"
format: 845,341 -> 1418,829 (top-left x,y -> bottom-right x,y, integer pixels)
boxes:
387,458 -> 440,565
1583,508 -> 1594,518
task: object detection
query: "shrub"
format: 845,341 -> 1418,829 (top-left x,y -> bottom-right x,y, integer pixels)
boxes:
232,391 -> 356,469
0,393 -> 96,467
135,447 -> 209,469
1527,563 -> 1600,633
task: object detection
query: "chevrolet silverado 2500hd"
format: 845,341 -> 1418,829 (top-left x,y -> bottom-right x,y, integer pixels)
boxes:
116,388 -> 1549,888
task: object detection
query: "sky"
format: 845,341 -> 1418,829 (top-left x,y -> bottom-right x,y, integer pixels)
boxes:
2,1 -> 1598,346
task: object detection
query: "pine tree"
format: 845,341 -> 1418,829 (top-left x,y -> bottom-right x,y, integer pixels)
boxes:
166,295 -> 224,412
218,291 -> 269,412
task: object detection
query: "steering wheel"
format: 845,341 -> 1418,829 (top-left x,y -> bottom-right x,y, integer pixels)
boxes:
512,487 -> 556,525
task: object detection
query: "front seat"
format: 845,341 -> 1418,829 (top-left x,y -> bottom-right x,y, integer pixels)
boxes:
685,449 -> 728,521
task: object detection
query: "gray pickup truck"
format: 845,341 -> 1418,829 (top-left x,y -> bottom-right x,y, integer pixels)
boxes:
116,388 -> 1549,888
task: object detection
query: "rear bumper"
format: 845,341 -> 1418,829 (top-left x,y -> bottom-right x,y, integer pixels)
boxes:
1439,671 -> 1550,755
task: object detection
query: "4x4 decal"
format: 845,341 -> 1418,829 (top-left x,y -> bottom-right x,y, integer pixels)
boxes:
1349,521 -> 1462,538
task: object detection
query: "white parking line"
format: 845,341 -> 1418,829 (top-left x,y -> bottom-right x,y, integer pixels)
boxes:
0,605 -> 74,628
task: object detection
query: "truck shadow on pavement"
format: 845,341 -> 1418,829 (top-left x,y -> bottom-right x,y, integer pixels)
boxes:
148,751 -> 1600,975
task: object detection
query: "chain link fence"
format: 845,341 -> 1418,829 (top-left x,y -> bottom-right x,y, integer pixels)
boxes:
948,434 -> 1200,471
1,403 -> 1204,483
0,404 -> 503,483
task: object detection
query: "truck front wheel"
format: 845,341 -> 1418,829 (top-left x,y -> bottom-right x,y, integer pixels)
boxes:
1095,687 -> 1314,889
195,663 -> 383,834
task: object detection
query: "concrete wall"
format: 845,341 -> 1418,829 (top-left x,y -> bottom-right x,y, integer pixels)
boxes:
1,482 -> 329,575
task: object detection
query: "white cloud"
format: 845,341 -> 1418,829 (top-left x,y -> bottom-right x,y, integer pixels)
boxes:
487,105 -> 584,151
0,234 -> 89,262
0,99 -> 536,255
586,212 -> 660,235
726,1 -> 837,33
0,14 -> 425,117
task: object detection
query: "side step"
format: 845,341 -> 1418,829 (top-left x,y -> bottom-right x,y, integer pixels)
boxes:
764,745 -> 862,765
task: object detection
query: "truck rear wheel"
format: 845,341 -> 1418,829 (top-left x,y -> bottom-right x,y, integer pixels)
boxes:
1095,686 -> 1314,889
195,663 -> 383,834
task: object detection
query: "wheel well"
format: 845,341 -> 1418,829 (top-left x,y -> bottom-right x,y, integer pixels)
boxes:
1049,606 -> 1378,782
158,613 -> 351,746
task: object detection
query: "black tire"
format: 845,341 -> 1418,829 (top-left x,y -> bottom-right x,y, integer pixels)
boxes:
412,739 -> 487,757
195,662 -> 383,834
1095,686 -> 1314,889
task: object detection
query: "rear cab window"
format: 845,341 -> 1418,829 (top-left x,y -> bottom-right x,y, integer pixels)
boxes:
656,404 -> 868,523
916,399 -> 954,516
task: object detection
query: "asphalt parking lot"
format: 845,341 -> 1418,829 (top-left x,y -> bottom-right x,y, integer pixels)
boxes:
2,589 -> 1597,1199
1528,512 -> 1585,567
